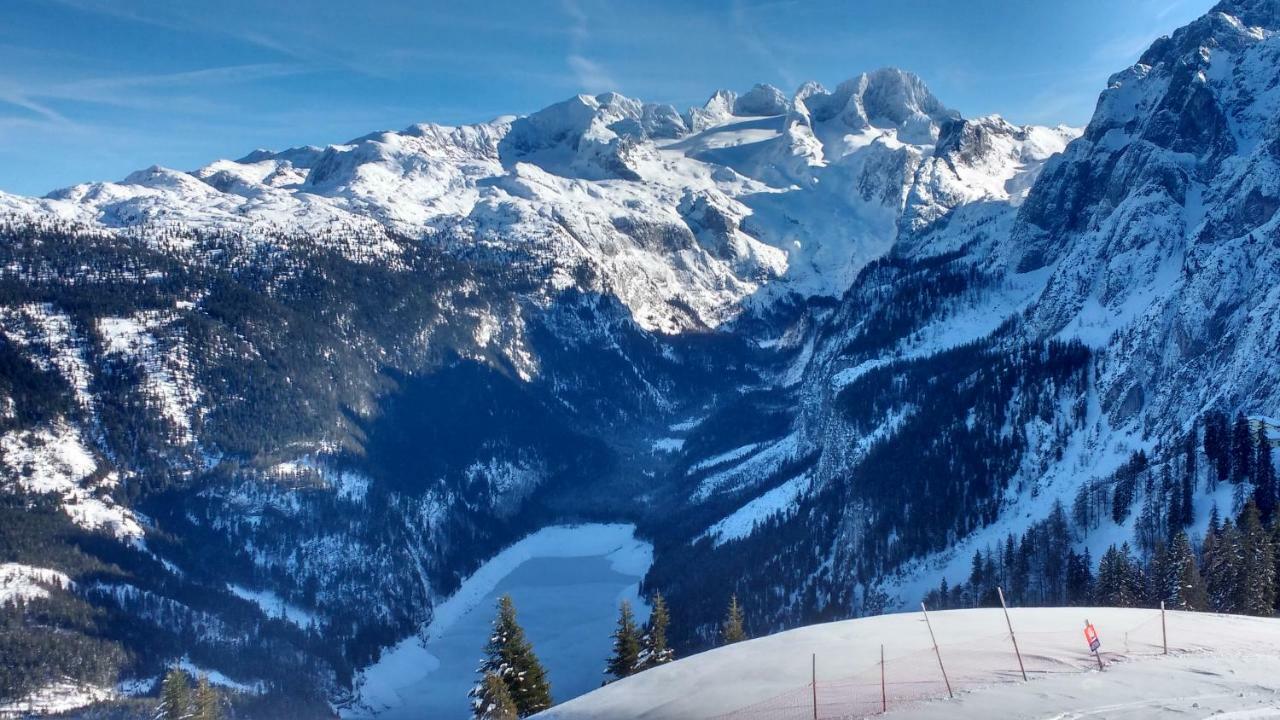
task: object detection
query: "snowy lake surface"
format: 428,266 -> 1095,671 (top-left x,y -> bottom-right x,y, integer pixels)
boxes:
344,524 -> 652,720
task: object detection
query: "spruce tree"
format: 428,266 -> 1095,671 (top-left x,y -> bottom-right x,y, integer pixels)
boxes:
1208,411 -> 1232,486
722,594 -> 746,645
1272,519 -> 1280,613
1235,501 -> 1276,615
1065,549 -> 1094,605
472,595 -> 552,717
192,674 -> 220,720
640,592 -> 673,670
1168,532 -> 1208,611
1255,426 -> 1276,523
604,600 -> 642,682
1180,457 -> 1196,528
1096,545 -> 1136,607
156,667 -> 192,720
1233,413 -> 1254,484
473,672 -> 519,720
1204,520 -> 1240,613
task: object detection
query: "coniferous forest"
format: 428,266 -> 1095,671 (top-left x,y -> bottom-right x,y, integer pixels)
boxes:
926,413 -> 1280,616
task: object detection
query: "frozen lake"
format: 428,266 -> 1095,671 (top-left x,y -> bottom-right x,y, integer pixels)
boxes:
345,524 -> 652,720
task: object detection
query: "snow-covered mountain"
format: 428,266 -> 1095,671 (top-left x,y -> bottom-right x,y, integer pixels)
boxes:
1,0 -> 1278,716
0,67 -> 1073,333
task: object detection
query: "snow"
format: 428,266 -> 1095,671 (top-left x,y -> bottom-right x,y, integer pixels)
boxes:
0,563 -> 73,605
0,68 -> 1074,335
0,303 -> 95,412
541,607 -> 1280,720
227,583 -> 318,628
693,432 -> 802,501
701,470 -> 812,546
0,423 -> 144,542
346,524 -> 653,720
0,681 -> 114,718
688,442 -> 762,474
668,417 -> 706,432
176,658 -> 265,694
97,312 -> 202,443
651,437 -> 685,453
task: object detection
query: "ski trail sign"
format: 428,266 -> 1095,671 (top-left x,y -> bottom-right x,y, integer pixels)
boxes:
1084,620 -> 1103,670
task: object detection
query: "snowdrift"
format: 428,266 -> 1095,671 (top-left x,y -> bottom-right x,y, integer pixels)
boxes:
539,607 -> 1280,719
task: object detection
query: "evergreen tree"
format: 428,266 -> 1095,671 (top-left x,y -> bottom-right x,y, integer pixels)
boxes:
1149,542 -> 1173,606
1235,501 -> 1276,616
191,674 -> 220,720
1180,454 -> 1196,528
473,672 -> 519,720
639,592 -> 673,670
1204,520 -> 1240,613
1232,413 -> 1254,484
604,600 -> 642,682
156,667 -> 192,720
472,595 -> 552,717
1065,549 -> 1094,605
1206,411 -> 1231,486
1272,519 -> 1280,613
722,594 -> 746,645
1255,426 -> 1276,523
1184,426 -> 1199,490
1167,532 -> 1208,611
1096,544 -> 1137,607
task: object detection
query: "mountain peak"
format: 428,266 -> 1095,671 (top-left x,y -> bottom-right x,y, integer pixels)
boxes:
1211,0 -> 1280,28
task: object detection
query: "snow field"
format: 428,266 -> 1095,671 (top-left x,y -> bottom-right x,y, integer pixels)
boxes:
0,563 -> 73,605
540,607 -> 1280,719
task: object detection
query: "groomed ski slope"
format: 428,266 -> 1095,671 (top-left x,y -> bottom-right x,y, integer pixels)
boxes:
539,608 -> 1280,719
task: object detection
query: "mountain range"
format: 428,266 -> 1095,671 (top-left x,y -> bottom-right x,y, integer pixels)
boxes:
1,0 -> 1278,716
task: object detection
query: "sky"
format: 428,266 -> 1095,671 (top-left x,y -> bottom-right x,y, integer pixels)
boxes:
0,0 -> 1215,196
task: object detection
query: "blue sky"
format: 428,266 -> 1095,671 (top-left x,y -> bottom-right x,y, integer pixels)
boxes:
1,0 -> 1213,196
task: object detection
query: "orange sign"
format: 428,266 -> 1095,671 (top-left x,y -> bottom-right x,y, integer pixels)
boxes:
1084,622 -> 1100,652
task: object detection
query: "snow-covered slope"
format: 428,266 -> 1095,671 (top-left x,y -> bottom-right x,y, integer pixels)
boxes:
542,607 -> 1280,719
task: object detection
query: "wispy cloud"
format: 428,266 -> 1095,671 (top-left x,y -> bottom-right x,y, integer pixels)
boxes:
561,0 -> 618,93
729,0 -> 798,92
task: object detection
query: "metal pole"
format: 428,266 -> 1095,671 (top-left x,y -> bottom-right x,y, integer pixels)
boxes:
997,587 -> 1028,681
920,602 -> 953,699
880,644 -> 887,713
811,653 -> 818,720
1161,601 -> 1168,655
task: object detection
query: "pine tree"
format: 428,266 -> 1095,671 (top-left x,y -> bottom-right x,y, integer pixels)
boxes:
1235,501 -> 1276,616
1204,520 -> 1240,613
1255,426 -> 1276,523
639,592 -> 673,670
156,667 -> 192,720
1272,519 -> 1280,613
1180,454 -> 1196,528
1096,544 -> 1137,607
1232,413 -> 1254,484
191,674 -> 220,720
1206,411 -> 1231,486
604,600 -> 642,682
1167,532 -> 1208,611
471,595 -> 552,717
1065,549 -> 1094,605
722,594 -> 746,645
473,672 -> 519,720
1150,542 -> 1173,606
